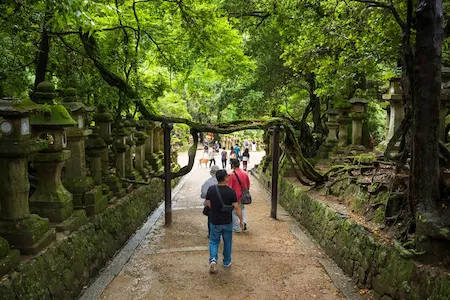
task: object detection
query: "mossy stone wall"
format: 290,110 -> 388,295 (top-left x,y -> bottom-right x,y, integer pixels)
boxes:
278,178 -> 450,300
0,178 -> 167,300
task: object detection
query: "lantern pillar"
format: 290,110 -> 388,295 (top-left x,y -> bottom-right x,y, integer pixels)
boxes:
0,97 -> 55,255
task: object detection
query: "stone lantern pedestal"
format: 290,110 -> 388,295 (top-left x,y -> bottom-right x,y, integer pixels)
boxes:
93,105 -> 125,198
0,96 -> 55,254
318,109 -> 339,158
85,126 -> 110,213
348,98 -> 369,152
142,118 -> 155,170
30,82 -> 87,231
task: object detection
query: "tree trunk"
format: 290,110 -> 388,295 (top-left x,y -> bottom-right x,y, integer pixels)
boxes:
34,13 -> 51,90
412,0 -> 443,226
307,73 -> 323,135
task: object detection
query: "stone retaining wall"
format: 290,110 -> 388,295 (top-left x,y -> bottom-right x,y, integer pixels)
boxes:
0,179 -> 168,300
276,177 -> 450,300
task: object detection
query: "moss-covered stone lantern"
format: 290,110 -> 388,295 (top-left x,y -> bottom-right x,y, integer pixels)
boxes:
134,129 -> 149,179
85,126 -> 111,206
93,105 -> 124,198
113,122 -> 131,193
382,77 -> 404,144
29,81 -> 80,226
124,115 -> 142,181
0,96 -> 55,254
139,116 -> 155,167
349,97 -> 369,147
337,107 -> 351,148
60,88 -> 96,217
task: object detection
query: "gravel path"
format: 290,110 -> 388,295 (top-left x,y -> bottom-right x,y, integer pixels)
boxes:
91,151 -> 355,300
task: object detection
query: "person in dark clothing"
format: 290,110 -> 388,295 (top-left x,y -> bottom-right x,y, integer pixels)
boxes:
242,148 -> 250,171
205,170 -> 244,273
221,147 -> 228,169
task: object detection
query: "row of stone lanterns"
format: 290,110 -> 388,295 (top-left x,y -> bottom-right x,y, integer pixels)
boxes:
0,81 -> 168,262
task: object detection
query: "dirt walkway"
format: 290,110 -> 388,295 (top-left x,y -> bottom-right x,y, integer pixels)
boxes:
96,152 -> 350,300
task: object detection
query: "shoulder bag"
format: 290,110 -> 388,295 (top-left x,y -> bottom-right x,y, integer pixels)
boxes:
216,186 -> 234,213
234,172 -> 252,205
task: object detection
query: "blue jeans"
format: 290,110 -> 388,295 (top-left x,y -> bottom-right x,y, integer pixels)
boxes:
209,223 -> 233,265
232,203 -> 247,232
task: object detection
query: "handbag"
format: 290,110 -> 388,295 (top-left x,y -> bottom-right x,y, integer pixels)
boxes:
234,171 -> 252,205
215,186 -> 234,213
202,206 -> 210,216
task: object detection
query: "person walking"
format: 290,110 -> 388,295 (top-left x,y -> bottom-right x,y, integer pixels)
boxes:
205,170 -> 244,273
242,148 -> 250,171
201,166 -> 220,238
208,149 -> 216,168
220,147 -> 228,169
233,144 -> 241,160
228,159 -> 250,233
251,140 -> 256,152
229,148 -> 236,165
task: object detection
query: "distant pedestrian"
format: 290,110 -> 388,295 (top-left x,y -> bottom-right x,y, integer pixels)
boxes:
208,149 -> 216,168
201,166 -> 220,237
229,148 -> 236,164
221,147 -> 228,169
242,148 -> 250,171
251,140 -> 256,152
244,139 -> 249,149
228,159 -> 250,233
234,144 -> 241,160
205,170 -> 244,273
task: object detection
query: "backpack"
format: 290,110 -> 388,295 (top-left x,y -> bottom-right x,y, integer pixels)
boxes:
233,171 -> 252,205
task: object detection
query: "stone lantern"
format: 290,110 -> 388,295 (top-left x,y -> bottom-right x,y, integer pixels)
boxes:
124,114 -> 142,181
136,118 -> 151,174
349,97 -> 369,148
140,117 -> 155,169
85,126 -> 111,207
60,88 -> 101,216
30,81 -> 82,228
337,107 -> 350,148
383,77 -> 404,145
113,123 -> 131,193
134,129 -> 149,179
317,108 -> 339,158
441,67 -> 450,140
93,105 -> 125,198
0,97 -> 55,254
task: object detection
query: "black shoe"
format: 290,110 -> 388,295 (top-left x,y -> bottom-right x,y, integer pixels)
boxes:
244,223 -> 247,231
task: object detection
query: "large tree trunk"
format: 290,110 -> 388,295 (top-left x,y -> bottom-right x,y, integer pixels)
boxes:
306,73 -> 323,135
34,13 -> 51,90
412,0 -> 444,235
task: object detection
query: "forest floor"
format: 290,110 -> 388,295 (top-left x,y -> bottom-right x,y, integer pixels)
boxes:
81,151 -> 365,300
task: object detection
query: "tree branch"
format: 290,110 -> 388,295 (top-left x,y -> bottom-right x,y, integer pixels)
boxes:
353,0 -> 406,30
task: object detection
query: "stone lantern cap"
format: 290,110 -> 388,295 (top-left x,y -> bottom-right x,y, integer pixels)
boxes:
126,113 -> 137,127
31,82 -> 77,127
325,108 -> 339,116
0,97 -> 41,117
86,127 -> 107,150
93,104 -> 113,123
137,117 -> 150,130
382,77 -> 402,102
134,131 -> 148,146
60,88 -> 96,114
348,97 -> 369,105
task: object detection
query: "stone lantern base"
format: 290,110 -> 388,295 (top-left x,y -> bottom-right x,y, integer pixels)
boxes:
0,214 -> 55,254
0,237 -> 20,277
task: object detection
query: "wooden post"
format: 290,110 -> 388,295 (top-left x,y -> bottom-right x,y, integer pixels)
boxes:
271,126 -> 280,219
163,123 -> 173,226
